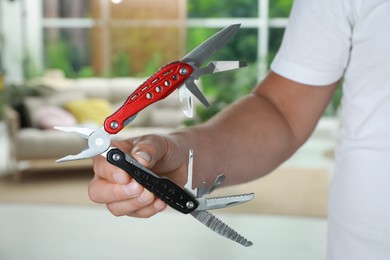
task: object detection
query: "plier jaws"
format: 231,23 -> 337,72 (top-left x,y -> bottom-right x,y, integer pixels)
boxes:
54,126 -> 110,162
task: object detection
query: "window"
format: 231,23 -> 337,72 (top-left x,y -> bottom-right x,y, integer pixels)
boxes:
41,0 -> 186,78
0,0 -> 291,82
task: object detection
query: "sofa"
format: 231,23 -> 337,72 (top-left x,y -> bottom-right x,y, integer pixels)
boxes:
6,71 -> 189,180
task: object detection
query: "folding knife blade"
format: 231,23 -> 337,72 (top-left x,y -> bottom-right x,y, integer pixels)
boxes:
191,210 -> 253,247
181,24 -> 241,67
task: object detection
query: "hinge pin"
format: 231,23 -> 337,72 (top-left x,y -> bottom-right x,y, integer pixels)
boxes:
186,201 -> 195,209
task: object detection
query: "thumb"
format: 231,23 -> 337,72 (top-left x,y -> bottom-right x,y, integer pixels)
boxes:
130,134 -> 168,169
132,150 -> 152,167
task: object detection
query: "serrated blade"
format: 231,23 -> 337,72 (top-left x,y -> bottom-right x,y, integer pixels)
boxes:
191,210 -> 253,247
196,193 -> 254,211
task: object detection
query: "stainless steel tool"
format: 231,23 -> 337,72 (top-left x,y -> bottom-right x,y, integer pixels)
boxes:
55,24 -> 254,246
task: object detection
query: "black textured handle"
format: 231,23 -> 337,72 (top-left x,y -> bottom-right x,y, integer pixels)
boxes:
107,149 -> 198,214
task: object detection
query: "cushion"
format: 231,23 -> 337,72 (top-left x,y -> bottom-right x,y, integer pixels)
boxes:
72,78 -> 111,100
23,91 -> 86,128
46,90 -> 86,107
64,98 -> 112,125
22,97 -> 46,128
35,105 -> 77,129
109,77 -> 146,103
16,128 -> 87,160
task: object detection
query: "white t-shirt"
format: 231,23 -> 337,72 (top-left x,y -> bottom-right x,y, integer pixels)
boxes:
271,0 -> 390,259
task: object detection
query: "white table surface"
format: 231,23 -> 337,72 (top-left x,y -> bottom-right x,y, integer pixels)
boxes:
0,203 -> 327,260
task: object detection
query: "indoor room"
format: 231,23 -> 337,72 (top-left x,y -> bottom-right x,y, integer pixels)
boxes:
0,0 -> 340,259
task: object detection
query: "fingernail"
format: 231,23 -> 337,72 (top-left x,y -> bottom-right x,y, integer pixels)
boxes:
123,181 -> 140,197
135,151 -> 152,164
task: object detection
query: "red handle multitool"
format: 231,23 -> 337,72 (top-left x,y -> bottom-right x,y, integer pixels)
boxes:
55,24 -> 246,162
104,61 -> 193,135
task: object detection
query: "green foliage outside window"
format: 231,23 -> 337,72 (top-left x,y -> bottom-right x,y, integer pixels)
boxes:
46,40 -> 77,78
185,0 -> 293,124
188,0 -> 258,18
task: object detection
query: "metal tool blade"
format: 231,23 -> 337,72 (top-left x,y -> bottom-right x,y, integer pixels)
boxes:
54,126 -> 94,139
181,24 -> 241,67
197,174 -> 226,198
195,193 -> 254,211
199,61 -> 247,76
191,210 -> 253,247
55,126 -> 111,162
123,113 -> 138,127
183,80 -> 209,107
178,86 -> 194,118
184,149 -> 197,197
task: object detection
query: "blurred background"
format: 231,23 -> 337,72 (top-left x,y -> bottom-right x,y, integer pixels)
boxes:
0,0 -> 339,259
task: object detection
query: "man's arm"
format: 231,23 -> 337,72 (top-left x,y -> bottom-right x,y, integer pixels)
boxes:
172,71 -> 339,186
89,71 -> 339,217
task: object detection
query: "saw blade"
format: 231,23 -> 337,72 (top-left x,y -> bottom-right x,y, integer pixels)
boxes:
191,210 -> 253,247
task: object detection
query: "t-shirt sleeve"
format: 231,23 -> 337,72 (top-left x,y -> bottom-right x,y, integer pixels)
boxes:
271,0 -> 353,86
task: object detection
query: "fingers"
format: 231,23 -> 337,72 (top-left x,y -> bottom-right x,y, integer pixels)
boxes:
88,173 -> 167,218
107,197 -> 167,218
129,199 -> 167,218
88,176 -> 142,203
90,146 -> 164,218
92,155 -> 131,185
89,135 -> 180,219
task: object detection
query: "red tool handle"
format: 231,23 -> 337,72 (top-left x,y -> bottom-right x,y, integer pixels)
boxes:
104,61 -> 193,134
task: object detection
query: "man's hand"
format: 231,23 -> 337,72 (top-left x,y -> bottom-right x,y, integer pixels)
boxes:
88,134 -> 188,218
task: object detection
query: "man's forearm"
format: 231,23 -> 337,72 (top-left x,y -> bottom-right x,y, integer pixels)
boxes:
172,72 -> 338,187
178,94 -> 297,187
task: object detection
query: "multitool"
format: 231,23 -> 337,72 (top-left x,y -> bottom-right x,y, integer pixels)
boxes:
55,24 -> 254,246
